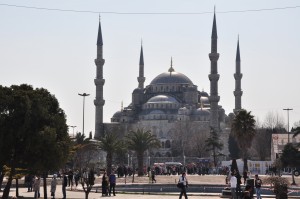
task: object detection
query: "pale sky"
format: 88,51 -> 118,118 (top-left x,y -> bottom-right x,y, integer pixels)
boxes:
1,0 -> 299,136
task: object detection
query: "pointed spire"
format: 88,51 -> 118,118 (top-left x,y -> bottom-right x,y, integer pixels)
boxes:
121,101 -> 123,111
168,57 -> 175,74
97,16 -> 103,46
236,36 -> 240,61
139,41 -> 144,65
211,8 -> 218,39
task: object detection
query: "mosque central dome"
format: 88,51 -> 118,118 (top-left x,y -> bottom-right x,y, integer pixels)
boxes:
150,71 -> 193,85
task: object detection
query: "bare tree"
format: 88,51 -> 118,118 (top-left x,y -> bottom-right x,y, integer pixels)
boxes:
264,111 -> 285,129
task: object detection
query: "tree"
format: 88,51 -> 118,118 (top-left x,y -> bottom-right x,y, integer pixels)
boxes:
251,128 -> 272,160
205,127 -> 223,167
125,128 -> 160,176
231,109 -> 256,172
292,126 -> 300,139
98,131 -> 124,175
280,143 -> 300,185
70,132 -> 99,199
0,84 -> 70,199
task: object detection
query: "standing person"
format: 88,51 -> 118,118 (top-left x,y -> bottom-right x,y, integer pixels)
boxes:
109,171 -> 116,196
235,171 -> 242,198
178,172 -> 188,199
50,174 -> 57,199
33,176 -> 41,198
102,172 -> 109,196
151,170 -> 156,183
62,173 -> 68,199
74,170 -> 80,190
68,170 -> 73,190
254,174 -> 262,199
230,172 -> 237,199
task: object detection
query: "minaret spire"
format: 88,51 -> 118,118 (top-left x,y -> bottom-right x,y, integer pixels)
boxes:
234,37 -> 243,113
94,18 -> 105,139
137,41 -> 145,89
168,57 -> 175,75
208,9 -> 220,132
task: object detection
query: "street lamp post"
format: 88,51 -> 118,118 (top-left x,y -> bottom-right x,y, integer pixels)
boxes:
283,108 -> 293,143
78,93 -> 90,135
68,125 -> 77,138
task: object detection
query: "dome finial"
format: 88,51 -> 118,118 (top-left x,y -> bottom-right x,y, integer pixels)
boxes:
168,57 -> 175,75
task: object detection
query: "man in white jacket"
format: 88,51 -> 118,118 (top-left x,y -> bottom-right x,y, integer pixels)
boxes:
230,172 -> 237,199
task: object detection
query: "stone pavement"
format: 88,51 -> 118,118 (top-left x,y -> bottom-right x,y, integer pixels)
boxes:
11,185 -> 222,199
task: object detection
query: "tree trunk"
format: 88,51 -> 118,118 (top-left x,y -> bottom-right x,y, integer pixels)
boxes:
137,153 -> 144,176
106,153 -> 113,176
85,191 -> 89,199
291,171 -> 296,185
43,172 -> 47,199
243,158 -> 248,172
0,167 -> 4,191
2,165 -> 15,199
16,178 -> 19,197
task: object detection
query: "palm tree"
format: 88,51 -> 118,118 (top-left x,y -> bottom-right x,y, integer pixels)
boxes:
231,109 -> 256,172
125,128 -> 160,176
98,131 -> 124,175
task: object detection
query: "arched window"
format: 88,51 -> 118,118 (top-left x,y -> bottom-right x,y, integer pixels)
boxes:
165,140 -> 171,148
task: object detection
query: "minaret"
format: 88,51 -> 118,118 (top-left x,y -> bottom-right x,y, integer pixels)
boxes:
137,43 -> 145,89
208,9 -> 220,132
233,37 -> 243,113
94,19 -> 105,139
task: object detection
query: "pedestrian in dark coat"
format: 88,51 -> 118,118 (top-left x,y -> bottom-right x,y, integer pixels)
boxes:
109,171 -> 116,196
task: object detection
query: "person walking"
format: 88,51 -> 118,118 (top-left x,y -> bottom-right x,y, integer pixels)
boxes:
62,173 -> 68,199
33,176 -> 41,198
229,172 -> 237,199
254,174 -> 262,199
109,171 -> 116,196
151,170 -> 156,183
178,172 -> 188,199
50,174 -> 57,199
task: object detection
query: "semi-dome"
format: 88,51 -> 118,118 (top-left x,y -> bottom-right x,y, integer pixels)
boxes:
150,72 -> 193,85
193,108 -> 210,116
147,95 -> 179,104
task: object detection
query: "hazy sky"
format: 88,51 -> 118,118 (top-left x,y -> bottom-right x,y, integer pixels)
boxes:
1,0 -> 299,136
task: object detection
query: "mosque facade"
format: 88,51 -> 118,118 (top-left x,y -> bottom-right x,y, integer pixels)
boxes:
93,12 -> 243,157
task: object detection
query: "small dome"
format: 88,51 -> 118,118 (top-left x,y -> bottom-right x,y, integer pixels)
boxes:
150,72 -> 193,85
112,111 -> 122,118
193,108 -> 210,116
200,96 -> 209,104
147,95 -> 179,104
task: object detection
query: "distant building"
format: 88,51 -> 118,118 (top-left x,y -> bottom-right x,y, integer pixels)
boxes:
93,11 -> 243,158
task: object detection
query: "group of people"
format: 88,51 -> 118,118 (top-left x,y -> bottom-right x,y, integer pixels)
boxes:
101,171 -> 117,196
229,170 -> 262,199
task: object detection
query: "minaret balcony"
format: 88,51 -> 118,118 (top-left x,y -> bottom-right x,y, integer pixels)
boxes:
234,73 -> 243,80
234,90 -> 243,96
94,99 -> 105,106
94,79 -> 105,86
137,77 -> 145,82
209,95 -> 220,102
208,74 -> 220,81
94,58 -> 105,66
209,53 -> 219,61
